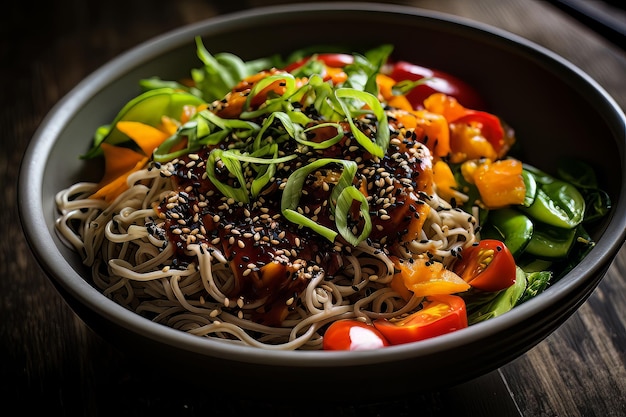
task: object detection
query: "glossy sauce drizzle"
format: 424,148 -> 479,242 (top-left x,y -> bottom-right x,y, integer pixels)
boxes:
155,103 -> 434,326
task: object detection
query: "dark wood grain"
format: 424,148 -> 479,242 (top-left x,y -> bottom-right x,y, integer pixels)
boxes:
1,1 -> 624,415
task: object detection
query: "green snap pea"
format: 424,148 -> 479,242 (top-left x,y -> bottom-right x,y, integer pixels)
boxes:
520,164 -> 585,229
521,169 -> 537,207
485,208 -> 533,259
524,222 -> 577,260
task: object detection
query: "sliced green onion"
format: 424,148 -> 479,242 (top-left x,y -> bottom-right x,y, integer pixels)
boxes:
282,209 -> 338,243
312,80 -> 345,122
296,123 -> 344,149
329,159 -> 358,206
206,149 -> 249,203
281,158 -> 369,245
220,148 -> 297,165
198,109 -> 260,132
335,186 -> 372,246
392,78 -> 432,96
290,75 -> 344,122
239,74 -> 297,119
253,111 -> 303,150
153,111 -> 259,162
335,88 -> 390,158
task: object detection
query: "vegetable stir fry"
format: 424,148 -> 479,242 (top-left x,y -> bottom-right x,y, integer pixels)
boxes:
65,40 -> 610,350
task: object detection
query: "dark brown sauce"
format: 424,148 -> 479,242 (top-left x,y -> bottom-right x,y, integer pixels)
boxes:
155,105 -> 434,326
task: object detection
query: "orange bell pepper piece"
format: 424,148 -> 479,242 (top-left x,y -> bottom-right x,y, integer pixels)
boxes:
424,93 -> 508,162
433,160 -> 462,203
91,121 -> 170,202
216,70 -> 291,119
376,74 -> 413,111
423,92 -> 467,121
472,158 -> 526,209
392,257 -> 471,298
449,122 -> 498,163
391,109 -> 451,159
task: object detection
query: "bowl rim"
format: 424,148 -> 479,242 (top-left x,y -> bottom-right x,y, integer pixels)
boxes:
18,1 -> 626,367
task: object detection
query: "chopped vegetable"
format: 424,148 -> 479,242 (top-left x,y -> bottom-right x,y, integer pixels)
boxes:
433,160 -> 461,202
483,208 -> 533,259
393,257 -> 471,298
68,40 -> 613,351
385,60 -> 486,110
423,93 -> 511,162
90,121 -> 171,202
472,158 -> 526,209
453,239 -> 517,292
524,222 -> 577,260
373,295 -> 468,344
521,164 -> 586,229
466,267 -> 527,324
82,88 -> 204,159
400,109 -> 451,158
323,319 -> 390,350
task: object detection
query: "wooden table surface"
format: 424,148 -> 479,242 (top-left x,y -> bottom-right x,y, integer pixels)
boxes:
2,0 -> 625,415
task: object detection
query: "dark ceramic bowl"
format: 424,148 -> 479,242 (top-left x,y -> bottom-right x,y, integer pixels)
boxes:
18,2 -> 626,398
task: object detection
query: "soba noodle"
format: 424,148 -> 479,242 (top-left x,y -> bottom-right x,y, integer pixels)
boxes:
55,163 -> 477,350
54,48 -> 481,350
